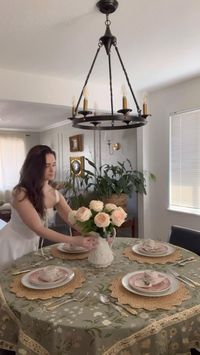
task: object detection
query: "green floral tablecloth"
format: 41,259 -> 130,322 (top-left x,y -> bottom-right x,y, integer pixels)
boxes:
1,238 -> 200,355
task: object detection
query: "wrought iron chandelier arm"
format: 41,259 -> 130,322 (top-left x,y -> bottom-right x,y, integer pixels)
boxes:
108,52 -> 114,118
74,44 -> 102,115
114,44 -> 141,115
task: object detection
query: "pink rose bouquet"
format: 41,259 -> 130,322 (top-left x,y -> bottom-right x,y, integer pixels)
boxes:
68,200 -> 127,238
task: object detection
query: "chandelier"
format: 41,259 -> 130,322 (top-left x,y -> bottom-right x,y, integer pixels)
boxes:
69,0 -> 150,131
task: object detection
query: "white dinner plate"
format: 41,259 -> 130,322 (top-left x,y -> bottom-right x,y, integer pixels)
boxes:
21,266 -> 74,290
132,243 -> 175,257
57,243 -> 89,254
122,271 -> 178,297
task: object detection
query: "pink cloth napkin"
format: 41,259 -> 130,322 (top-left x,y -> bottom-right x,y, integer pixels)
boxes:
140,239 -> 166,252
133,271 -> 166,288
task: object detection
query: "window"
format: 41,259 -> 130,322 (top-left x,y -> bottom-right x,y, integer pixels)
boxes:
169,109 -> 200,215
0,136 -> 26,200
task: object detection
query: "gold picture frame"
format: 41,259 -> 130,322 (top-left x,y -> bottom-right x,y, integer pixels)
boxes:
70,156 -> 85,176
69,134 -> 84,152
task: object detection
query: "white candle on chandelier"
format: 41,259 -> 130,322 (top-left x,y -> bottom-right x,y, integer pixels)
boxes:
143,96 -> 148,115
83,86 -> 88,111
121,85 -> 127,109
72,96 -> 76,116
94,102 -> 98,116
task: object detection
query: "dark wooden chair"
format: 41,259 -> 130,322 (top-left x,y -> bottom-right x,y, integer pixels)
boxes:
169,225 -> 200,256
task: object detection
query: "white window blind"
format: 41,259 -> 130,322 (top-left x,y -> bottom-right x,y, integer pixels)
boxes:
169,109 -> 200,214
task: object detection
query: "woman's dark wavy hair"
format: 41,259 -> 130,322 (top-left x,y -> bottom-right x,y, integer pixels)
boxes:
14,145 -> 56,218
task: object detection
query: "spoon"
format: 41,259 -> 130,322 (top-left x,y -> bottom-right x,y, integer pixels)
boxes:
99,294 -> 128,317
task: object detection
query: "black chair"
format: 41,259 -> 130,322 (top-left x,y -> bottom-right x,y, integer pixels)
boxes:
191,349 -> 200,355
169,225 -> 200,256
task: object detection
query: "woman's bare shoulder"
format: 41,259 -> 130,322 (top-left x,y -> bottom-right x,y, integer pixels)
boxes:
12,187 -> 27,202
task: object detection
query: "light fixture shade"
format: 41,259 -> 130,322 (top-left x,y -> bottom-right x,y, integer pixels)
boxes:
68,0 -> 150,130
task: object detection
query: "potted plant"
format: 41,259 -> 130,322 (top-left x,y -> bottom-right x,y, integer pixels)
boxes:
62,173 -> 96,209
83,158 -> 155,209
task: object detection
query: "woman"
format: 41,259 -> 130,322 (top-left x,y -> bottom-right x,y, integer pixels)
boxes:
0,145 -> 97,269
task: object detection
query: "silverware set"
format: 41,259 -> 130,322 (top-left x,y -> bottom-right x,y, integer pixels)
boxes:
172,256 -> 196,266
43,290 -> 137,315
168,269 -> 200,288
44,290 -> 91,310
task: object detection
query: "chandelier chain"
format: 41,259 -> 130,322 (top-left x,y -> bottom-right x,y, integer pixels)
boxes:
114,45 -> 141,115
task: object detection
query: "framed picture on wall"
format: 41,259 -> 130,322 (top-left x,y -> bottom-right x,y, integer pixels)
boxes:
70,156 -> 85,176
69,134 -> 84,152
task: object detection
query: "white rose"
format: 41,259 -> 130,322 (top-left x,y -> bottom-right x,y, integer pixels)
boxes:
68,210 -> 77,225
76,206 -> 92,222
116,206 -> 127,219
105,203 -> 117,212
94,212 -> 110,228
89,200 -> 104,212
111,207 -> 127,227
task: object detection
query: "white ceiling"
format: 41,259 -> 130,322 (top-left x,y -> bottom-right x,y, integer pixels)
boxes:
0,0 -> 200,131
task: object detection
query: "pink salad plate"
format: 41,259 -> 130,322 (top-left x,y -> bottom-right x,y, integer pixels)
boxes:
21,266 -> 74,290
122,270 -> 178,297
128,271 -> 171,293
132,242 -> 175,257
28,267 -> 69,286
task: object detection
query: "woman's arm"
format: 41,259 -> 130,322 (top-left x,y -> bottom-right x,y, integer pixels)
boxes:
12,191 -> 96,249
54,193 -> 81,233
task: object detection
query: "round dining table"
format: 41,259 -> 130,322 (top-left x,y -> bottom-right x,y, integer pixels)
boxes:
0,237 -> 200,355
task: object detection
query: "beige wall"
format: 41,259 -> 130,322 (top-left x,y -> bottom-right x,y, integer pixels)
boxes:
142,76 -> 200,241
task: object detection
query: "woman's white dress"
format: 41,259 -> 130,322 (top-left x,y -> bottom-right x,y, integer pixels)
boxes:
0,191 -> 59,269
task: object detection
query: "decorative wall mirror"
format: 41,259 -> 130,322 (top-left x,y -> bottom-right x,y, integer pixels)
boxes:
70,156 -> 85,176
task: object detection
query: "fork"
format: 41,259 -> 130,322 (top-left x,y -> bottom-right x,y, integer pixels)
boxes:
172,257 -> 196,266
46,290 -> 91,310
169,270 -> 196,288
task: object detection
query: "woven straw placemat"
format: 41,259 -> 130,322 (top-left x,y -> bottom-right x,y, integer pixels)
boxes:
123,246 -> 182,264
10,269 -> 86,300
109,275 -> 191,310
50,246 -> 89,260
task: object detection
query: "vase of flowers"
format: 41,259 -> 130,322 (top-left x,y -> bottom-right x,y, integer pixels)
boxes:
68,200 -> 127,268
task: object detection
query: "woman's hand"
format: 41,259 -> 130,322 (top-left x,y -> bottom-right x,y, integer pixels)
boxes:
70,235 -> 98,250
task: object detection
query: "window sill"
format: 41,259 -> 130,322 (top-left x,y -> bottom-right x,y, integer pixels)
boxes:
168,206 -> 200,216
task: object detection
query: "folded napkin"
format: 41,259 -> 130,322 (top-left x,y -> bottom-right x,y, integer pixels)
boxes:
133,271 -> 166,288
39,266 -> 65,282
140,239 -> 166,252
